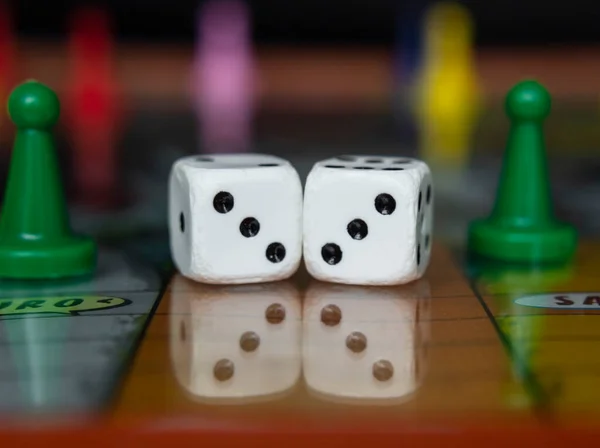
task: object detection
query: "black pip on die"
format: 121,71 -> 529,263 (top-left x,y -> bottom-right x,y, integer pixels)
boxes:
169,154 -> 303,284
303,155 -> 434,285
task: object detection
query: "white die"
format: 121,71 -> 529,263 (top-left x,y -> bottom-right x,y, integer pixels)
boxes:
303,155 -> 434,285
169,154 -> 303,284
302,281 -> 430,403
169,274 -> 302,402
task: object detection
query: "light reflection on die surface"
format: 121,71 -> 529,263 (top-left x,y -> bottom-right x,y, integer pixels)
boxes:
169,274 -> 302,404
302,279 -> 430,405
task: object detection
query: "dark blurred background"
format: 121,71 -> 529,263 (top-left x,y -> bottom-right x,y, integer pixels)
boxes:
10,0 -> 600,45
0,0 -> 599,244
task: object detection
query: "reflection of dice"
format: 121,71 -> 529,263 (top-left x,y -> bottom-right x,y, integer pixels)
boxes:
169,275 -> 302,402
303,280 -> 430,403
303,155 -> 434,285
169,154 -> 303,284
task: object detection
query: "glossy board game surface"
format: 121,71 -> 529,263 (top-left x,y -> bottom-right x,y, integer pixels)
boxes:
2,49 -> 600,446
4,242 -> 600,445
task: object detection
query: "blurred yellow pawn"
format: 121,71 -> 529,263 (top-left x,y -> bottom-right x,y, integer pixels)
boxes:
414,2 -> 481,170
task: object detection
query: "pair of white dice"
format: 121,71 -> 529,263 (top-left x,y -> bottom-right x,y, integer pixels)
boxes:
169,154 -> 434,285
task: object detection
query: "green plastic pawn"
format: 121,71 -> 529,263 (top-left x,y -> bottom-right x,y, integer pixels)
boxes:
468,80 -> 577,263
0,80 -> 96,278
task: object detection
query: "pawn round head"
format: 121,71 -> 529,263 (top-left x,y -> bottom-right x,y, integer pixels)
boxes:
505,80 -> 551,121
8,80 -> 60,130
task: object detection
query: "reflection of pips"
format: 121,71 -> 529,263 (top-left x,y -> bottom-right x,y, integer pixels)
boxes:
320,304 -> 342,326
265,303 -> 286,324
212,303 -> 288,382
346,332 -> 394,382
180,321 -> 187,342
239,331 -> 260,352
373,360 -> 394,382
320,304 -> 394,382
346,331 -> 367,353
213,358 -> 235,381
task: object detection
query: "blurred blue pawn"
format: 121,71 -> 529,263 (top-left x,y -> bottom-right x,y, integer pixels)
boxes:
394,0 -> 424,89
392,1 -> 428,139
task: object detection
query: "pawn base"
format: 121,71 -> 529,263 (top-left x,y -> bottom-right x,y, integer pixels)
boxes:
468,219 -> 577,264
0,236 -> 97,279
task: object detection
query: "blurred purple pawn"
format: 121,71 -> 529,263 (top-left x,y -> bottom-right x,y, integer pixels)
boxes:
192,0 -> 256,153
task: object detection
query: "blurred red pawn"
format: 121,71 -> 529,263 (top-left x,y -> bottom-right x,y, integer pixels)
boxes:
0,2 -> 16,147
66,6 -> 124,209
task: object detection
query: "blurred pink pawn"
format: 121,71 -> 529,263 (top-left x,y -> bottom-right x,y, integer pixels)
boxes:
192,0 -> 256,153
